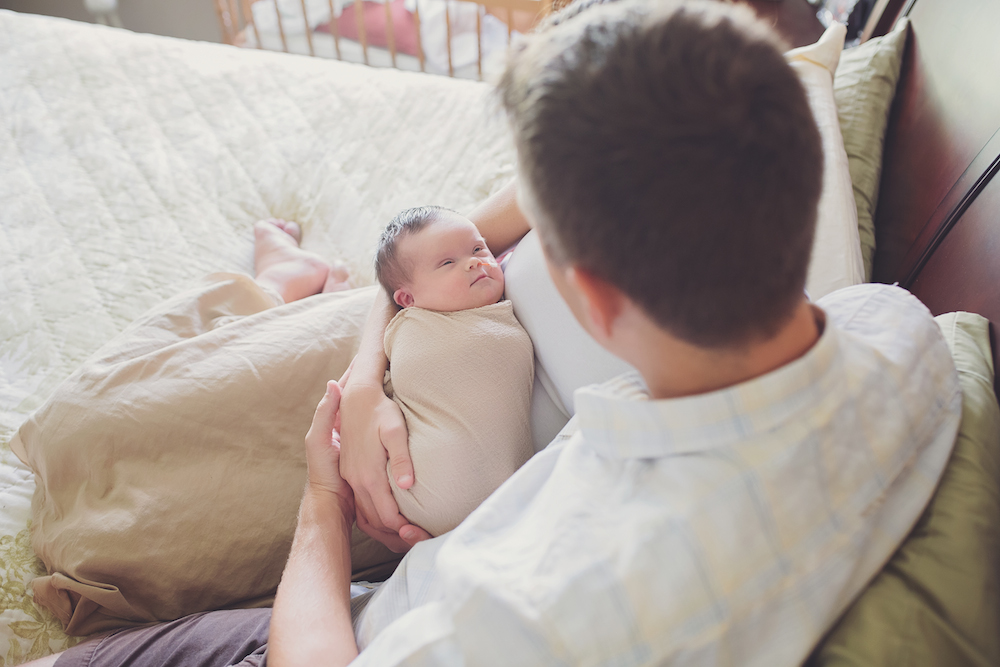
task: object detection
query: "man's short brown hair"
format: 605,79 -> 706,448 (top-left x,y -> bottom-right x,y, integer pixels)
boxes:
500,0 -> 823,348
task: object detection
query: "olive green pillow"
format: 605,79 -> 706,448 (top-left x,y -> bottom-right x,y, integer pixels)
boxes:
812,311 -> 1000,666
834,19 -> 909,281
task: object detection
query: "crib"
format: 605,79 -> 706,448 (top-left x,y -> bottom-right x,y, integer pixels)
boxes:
212,0 -> 559,79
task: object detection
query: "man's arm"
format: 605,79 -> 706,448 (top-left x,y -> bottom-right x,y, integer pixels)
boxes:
338,179 -> 532,551
269,383 -> 358,667
468,179 -> 532,255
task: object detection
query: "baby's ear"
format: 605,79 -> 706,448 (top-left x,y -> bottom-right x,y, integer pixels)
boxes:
393,288 -> 415,309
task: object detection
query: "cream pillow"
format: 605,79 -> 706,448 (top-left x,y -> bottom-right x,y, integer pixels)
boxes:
786,22 -> 866,298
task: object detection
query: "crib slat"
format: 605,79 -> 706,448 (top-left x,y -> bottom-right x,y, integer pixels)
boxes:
327,0 -> 343,59
445,0 -> 454,76
300,0 -> 316,56
227,0 -> 241,41
355,0 -> 370,65
274,0 -> 289,52
385,0 -> 398,68
414,2 -> 426,72
212,0 -> 235,44
476,6 -> 482,81
240,0 -> 263,48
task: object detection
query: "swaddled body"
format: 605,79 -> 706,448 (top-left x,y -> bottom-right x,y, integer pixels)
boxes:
384,301 -> 534,536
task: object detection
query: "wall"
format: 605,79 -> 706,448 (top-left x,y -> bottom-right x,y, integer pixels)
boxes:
0,0 -> 221,42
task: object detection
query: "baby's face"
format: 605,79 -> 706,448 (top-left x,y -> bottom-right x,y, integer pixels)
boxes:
393,213 -> 505,312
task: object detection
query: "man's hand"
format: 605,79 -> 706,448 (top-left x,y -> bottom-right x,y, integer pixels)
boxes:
304,381 -> 355,521
270,381 -> 360,667
338,382 -> 431,552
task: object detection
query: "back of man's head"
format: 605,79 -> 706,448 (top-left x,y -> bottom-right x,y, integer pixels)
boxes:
499,0 -> 823,348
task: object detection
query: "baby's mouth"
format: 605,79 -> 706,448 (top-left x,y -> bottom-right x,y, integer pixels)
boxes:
471,273 -> 490,285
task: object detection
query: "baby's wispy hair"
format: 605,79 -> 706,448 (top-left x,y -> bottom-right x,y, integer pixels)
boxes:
374,205 -> 455,296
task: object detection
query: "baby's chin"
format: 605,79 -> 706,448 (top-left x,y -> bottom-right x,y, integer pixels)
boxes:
462,286 -> 505,310
449,282 -> 505,311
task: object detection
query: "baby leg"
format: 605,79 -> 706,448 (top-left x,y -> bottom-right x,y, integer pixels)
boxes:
254,219 -> 351,302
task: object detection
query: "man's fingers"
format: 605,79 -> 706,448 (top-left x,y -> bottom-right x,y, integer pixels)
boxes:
399,523 -> 432,547
370,484 -> 407,533
353,488 -> 385,533
307,382 -> 342,445
357,510 -> 411,553
382,421 -> 414,490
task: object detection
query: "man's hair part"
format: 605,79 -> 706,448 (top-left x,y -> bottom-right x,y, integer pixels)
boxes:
500,0 -> 824,347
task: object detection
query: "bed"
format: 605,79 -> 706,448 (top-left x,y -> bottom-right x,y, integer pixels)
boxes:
0,0 -> 997,663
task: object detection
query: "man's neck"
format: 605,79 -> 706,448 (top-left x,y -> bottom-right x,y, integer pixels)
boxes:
618,299 -> 822,400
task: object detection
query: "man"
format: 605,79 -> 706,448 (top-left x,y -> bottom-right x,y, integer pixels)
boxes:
34,0 -> 960,665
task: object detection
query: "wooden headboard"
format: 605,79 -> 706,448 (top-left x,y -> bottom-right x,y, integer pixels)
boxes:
864,0 -> 1000,396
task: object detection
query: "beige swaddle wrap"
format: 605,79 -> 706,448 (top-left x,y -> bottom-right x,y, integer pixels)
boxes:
384,300 -> 534,536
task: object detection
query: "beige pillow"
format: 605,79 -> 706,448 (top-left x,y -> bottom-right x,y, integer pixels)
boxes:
11,276 -> 397,635
834,19 -> 909,281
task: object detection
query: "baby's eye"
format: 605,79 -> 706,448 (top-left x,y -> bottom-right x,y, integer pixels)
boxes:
474,246 -> 484,253
441,260 -> 454,266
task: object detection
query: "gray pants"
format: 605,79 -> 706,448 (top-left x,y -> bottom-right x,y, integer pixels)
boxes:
55,609 -> 272,667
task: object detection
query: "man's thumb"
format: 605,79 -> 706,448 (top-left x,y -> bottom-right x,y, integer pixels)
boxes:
311,381 -> 342,437
384,426 -> 414,490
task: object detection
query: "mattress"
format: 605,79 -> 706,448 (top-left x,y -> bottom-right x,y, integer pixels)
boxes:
0,9 -> 514,661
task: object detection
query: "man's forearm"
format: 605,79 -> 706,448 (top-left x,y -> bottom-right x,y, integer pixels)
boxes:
269,489 -> 358,667
467,179 -> 531,256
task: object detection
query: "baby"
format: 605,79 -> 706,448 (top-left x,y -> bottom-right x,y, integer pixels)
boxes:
370,205 -> 535,537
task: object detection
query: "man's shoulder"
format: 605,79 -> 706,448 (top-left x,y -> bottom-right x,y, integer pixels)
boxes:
817,283 -> 932,335
818,283 -> 960,454
817,283 -> 951,367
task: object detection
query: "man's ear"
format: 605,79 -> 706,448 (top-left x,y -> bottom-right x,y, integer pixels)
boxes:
393,288 -> 415,309
567,268 -> 625,339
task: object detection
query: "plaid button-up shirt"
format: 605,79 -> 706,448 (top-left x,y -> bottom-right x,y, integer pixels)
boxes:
352,284 -> 961,666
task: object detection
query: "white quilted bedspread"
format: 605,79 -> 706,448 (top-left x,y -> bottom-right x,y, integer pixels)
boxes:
0,9 -> 514,661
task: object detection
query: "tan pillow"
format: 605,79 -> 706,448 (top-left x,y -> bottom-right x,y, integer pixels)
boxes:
11,276 -> 392,635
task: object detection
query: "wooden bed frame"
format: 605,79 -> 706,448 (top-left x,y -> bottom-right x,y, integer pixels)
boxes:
864,0 -> 1000,400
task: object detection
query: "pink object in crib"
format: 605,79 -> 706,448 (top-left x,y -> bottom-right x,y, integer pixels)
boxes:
316,0 -> 421,57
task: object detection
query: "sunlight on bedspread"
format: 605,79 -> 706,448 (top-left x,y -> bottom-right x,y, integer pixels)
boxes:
0,9 -> 514,661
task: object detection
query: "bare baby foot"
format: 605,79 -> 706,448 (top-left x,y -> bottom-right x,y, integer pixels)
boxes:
254,219 -> 343,303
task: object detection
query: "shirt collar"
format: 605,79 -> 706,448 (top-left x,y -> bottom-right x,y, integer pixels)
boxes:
574,307 -> 839,458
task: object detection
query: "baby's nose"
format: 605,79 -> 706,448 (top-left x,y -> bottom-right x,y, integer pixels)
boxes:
468,257 -> 485,269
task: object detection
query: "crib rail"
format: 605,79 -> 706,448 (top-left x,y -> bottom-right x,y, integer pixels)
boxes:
213,0 -> 555,79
